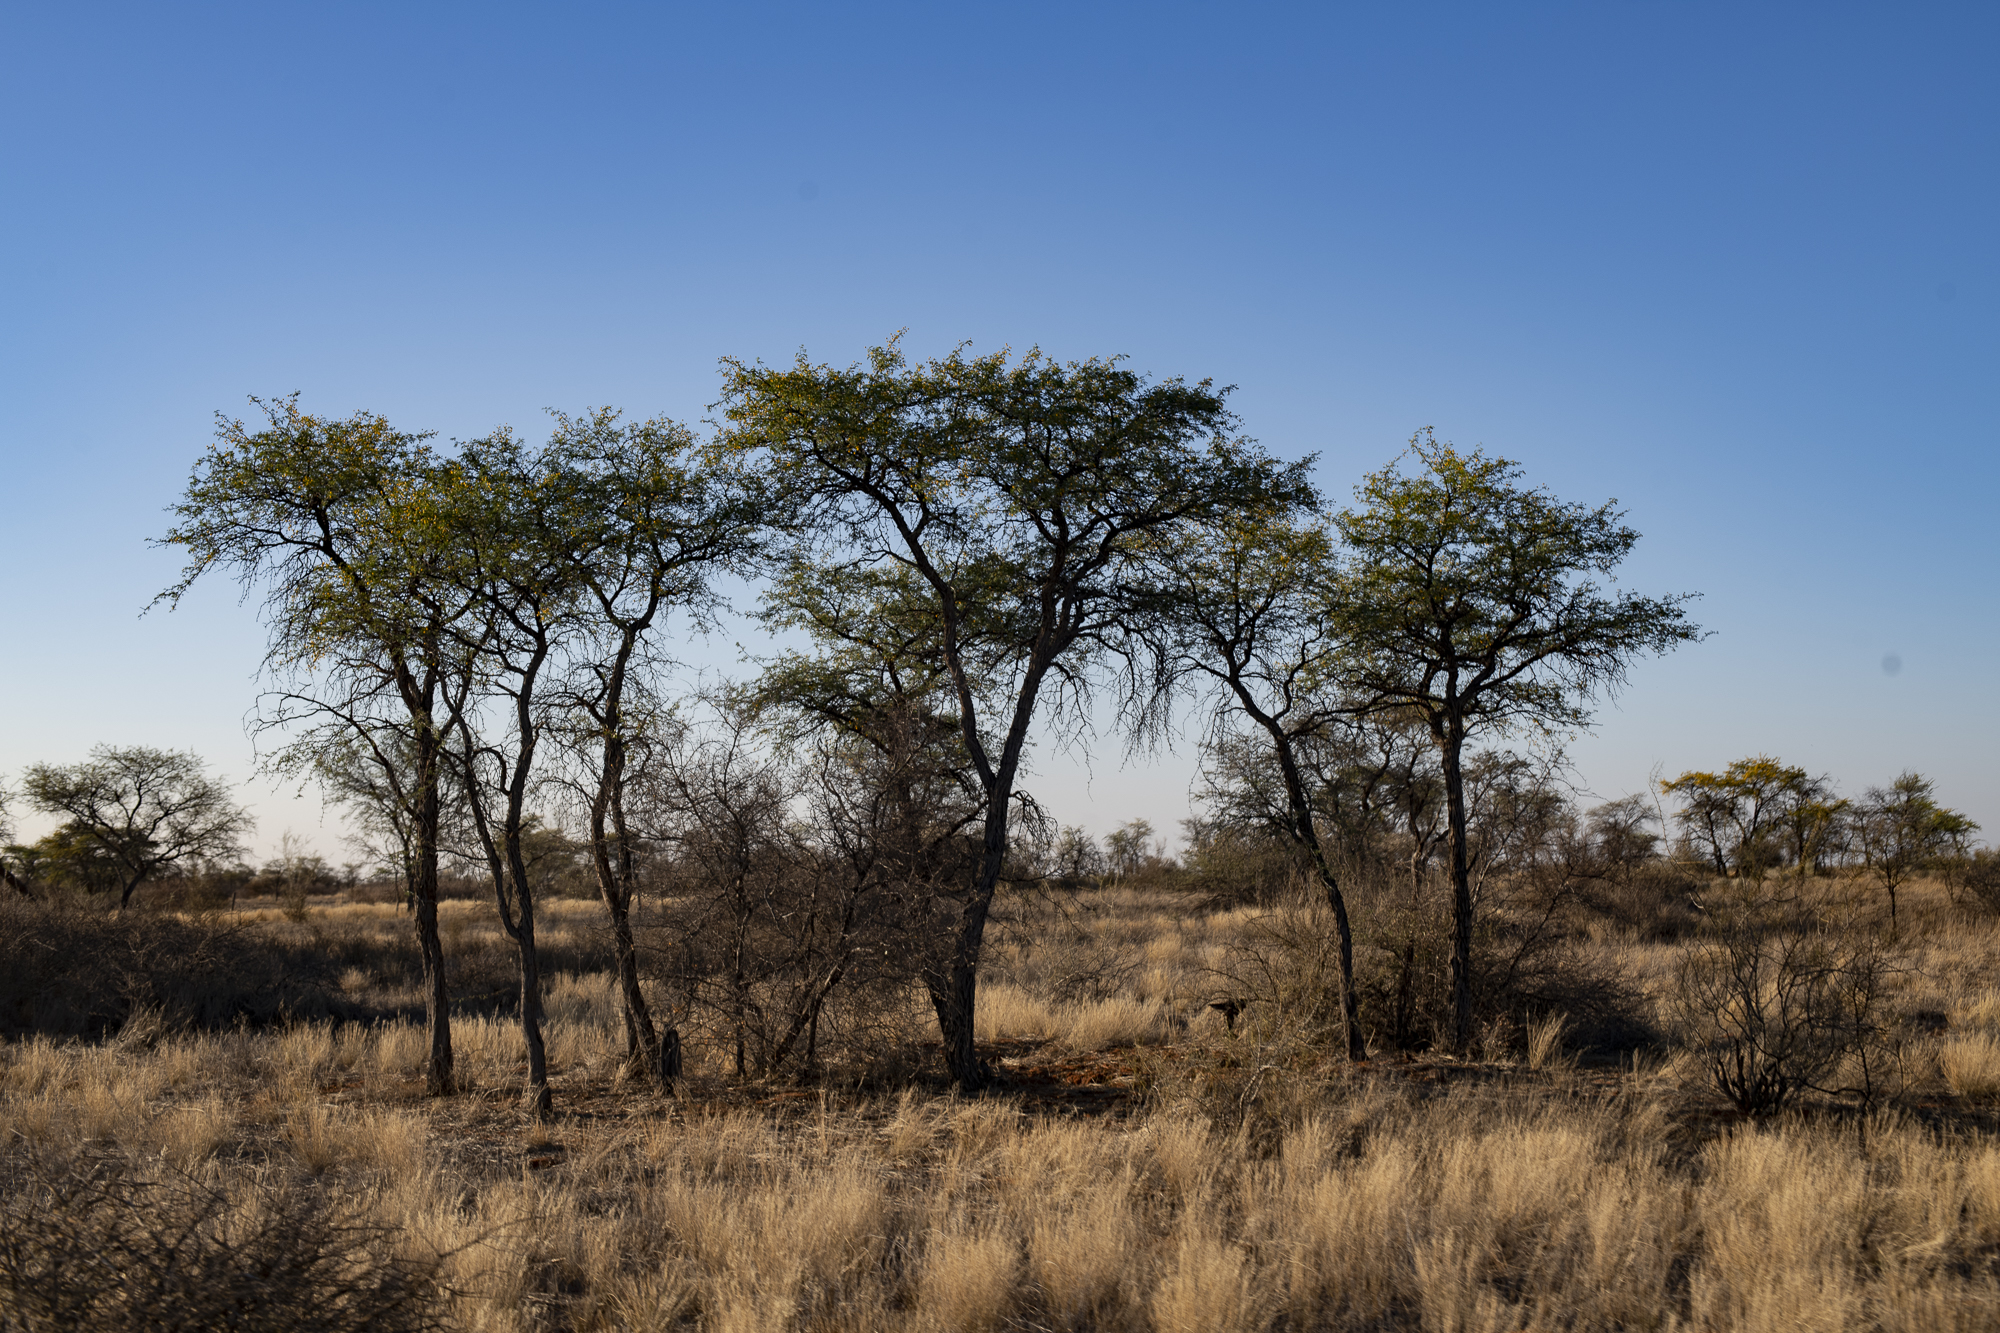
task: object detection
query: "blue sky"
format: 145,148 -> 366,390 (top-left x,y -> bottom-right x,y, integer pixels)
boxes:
2,3 -> 1994,859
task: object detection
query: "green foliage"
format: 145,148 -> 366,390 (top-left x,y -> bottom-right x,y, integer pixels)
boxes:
1331,432 -> 1702,736
9,822 -> 131,898
1661,756 -> 1845,880
722,338 -> 1313,778
1856,771 -> 1978,928
19,747 -> 251,908
1326,431 -> 1701,1050
720,338 -> 1311,1084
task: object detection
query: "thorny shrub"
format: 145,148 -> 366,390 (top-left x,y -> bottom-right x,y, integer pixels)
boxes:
0,1143 -> 443,1333
1667,883 -> 1905,1114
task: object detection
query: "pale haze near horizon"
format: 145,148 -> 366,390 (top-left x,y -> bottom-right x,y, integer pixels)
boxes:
1,4 -> 1993,865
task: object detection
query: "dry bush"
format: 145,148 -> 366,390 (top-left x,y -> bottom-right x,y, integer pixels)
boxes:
1211,878 -> 1649,1063
1178,822 -> 1297,907
0,1143 -> 443,1333
0,899 -> 355,1038
1667,884 -> 1906,1114
1961,850 -> 2000,918
1593,860 -> 1706,941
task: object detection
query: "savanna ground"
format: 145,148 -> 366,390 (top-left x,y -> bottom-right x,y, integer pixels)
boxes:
8,876 -> 2000,1332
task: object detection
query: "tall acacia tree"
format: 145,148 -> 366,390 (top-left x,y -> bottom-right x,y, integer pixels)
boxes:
541,409 -> 766,1086
1144,511 -> 1369,1060
1330,432 -> 1701,1053
157,398 -> 477,1095
441,432 -> 579,1118
721,341 -> 1307,1088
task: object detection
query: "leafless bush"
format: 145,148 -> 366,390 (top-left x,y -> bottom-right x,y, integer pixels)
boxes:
0,1144 -> 442,1333
642,702 -> 966,1082
1666,885 -> 1904,1114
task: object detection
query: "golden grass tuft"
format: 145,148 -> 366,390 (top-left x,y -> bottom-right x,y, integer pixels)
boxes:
1940,1032 -> 2000,1099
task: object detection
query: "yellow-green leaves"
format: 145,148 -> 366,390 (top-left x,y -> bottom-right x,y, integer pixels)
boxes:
1331,429 -> 1701,736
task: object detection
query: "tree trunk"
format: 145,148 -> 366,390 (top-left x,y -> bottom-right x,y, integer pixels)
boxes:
1439,730 -> 1475,1055
1267,732 -> 1365,1061
413,753 -> 456,1095
605,897 -> 662,1068
589,724 -> 668,1084
928,923 -> 986,1090
513,872 -> 551,1117
1393,940 -> 1416,1050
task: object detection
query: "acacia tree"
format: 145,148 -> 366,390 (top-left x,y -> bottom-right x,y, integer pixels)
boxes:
440,433 -> 581,1117
540,409 -> 765,1085
157,399 -> 477,1095
0,782 -> 28,897
1661,757 -> 1807,880
1775,774 -> 1848,881
1330,432 -> 1701,1052
1145,512 -> 1369,1059
1856,771 -> 1977,931
21,747 -> 252,909
315,728 -> 423,905
720,341 -> 1306,1088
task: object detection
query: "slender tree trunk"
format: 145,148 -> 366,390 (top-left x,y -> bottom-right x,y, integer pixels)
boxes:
1393,941 -> 1416,1050
1266,728 -> 1365,1061
511,858 -> 551,1117
413,742 -> 456,1095
587,680 -> 669,1085
1439,729 -> 1475,1055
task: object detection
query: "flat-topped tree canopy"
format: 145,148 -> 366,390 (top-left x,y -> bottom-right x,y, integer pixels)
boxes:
718,337 -> 1314,1088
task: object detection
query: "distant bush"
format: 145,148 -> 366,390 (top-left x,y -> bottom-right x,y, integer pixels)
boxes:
0,900 -> 351,1039
1217,872 -> 1653,1062
1959,850 -> 2000,918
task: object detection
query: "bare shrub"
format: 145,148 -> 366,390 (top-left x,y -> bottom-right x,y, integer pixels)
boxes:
0,1144 -> 442,1333
1667,885 -> 1904,1114
643,703 -> 954,1082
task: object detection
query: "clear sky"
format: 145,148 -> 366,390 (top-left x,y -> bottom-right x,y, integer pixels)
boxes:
2,3 -> 1994,861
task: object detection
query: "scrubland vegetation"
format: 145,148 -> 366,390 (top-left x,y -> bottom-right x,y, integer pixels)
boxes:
7,858 -> 2000,1332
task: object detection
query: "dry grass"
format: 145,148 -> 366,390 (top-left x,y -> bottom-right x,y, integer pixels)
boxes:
6,876 -> 2000,1330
